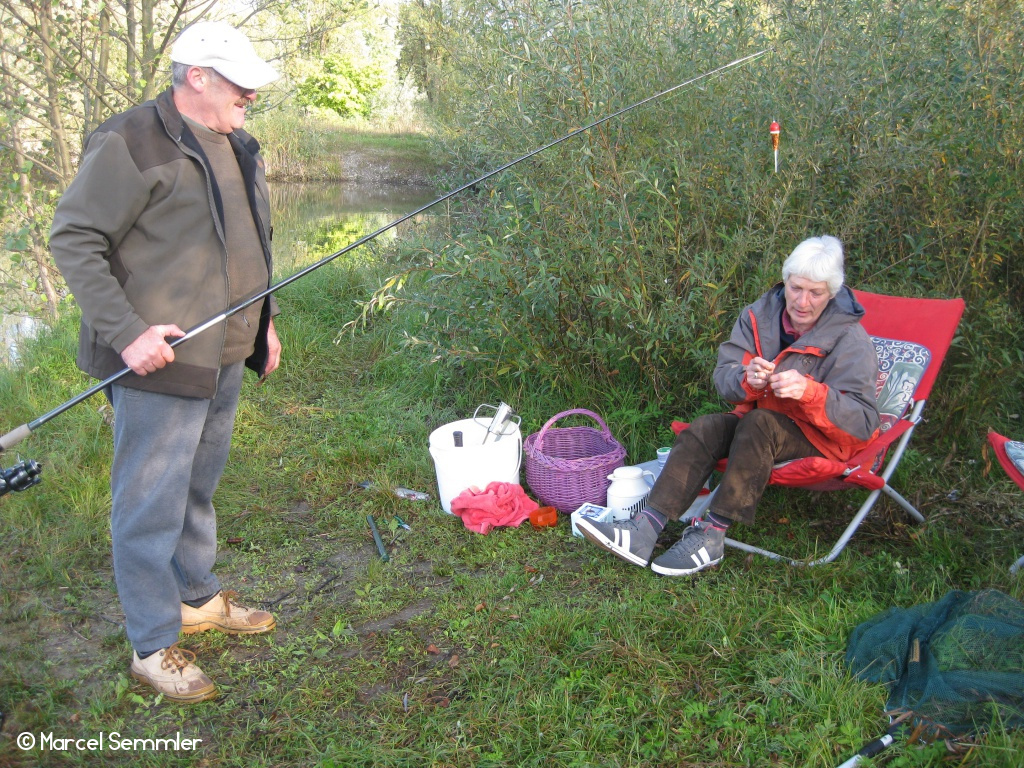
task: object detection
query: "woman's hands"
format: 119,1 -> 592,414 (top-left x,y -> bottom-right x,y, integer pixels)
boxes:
746,357 -> 775,390
747,357 -> 808,400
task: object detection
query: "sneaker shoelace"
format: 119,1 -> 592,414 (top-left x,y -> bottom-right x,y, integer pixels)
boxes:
220,589 -> 241,617
619,517 -> 647,533
665,520 -> 709,552
162,643 -> 198,673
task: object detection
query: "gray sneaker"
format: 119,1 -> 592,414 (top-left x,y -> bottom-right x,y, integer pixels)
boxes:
650,519 -> 725,576
576,515 -> 658,567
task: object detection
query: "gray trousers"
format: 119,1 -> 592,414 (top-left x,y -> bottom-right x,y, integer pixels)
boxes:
109,362 -> 244,653
647,409 -> 822,526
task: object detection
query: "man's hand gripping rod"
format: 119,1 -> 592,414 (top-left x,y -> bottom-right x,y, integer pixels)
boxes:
0,49 -> 770,492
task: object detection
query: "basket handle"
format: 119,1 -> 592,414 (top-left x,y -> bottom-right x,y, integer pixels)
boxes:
535,408 -> 614,450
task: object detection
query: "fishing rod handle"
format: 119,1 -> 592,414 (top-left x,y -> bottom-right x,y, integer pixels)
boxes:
3,317 -> 238,451
836,732 -> 895,768
0,423 -> 32,453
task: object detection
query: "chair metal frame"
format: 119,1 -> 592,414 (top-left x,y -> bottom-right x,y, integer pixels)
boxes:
678,290 -> 965,566
986,430 -> 1024,575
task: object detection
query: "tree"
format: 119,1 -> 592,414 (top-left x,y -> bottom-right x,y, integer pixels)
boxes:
396,0 -> 453,105
0,0 -> 268,316
0,0 -> 415,316
0,0 -> 196,187
297,54 -> 384,118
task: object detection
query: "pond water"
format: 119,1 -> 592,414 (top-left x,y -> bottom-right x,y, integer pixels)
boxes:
0,313 -> 43,366
271,180 -> 439,274
0,179 -> 439,364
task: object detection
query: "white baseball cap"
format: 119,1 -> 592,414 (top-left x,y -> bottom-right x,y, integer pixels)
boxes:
171,21 -> 280,90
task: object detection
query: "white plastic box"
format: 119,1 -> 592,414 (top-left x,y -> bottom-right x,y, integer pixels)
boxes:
570,502 -> 613,538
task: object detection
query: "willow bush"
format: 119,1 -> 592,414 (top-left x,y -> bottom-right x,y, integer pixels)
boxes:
375,0 -> 1023,457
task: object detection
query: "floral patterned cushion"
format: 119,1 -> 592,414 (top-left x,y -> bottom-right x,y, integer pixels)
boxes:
872,336 -> 931,433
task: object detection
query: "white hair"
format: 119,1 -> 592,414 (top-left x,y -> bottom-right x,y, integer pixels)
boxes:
782,235 -> 845,297
172,63 -> 225,89
171,62 -> 191,88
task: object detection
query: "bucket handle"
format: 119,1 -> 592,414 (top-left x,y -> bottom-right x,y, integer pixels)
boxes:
472,403 -> 523,435
472,403 -> 497,424
534,408 -> 614,450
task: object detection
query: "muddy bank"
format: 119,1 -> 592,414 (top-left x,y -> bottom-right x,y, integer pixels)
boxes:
269,148 -> 442,188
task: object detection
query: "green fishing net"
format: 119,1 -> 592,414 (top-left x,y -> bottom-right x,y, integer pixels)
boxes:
845,589 -> 1024,738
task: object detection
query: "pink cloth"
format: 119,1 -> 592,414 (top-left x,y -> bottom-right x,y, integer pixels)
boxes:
450,482 -> 539,534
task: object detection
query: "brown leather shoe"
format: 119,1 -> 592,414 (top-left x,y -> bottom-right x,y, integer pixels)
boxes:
180,590 -> 276,635
130,644 -> 217,703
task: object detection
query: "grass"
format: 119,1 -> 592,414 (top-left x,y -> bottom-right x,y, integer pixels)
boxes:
248,111 -> 443,183
1,256 -> 1022,767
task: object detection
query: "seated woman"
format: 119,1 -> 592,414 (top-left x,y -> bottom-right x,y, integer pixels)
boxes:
577,235 -> 880,576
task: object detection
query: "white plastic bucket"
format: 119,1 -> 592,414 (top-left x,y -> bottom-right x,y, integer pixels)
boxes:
428,418 -> 522,514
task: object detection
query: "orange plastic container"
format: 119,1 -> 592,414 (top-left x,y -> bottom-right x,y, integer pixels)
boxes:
529,506 -> 558,528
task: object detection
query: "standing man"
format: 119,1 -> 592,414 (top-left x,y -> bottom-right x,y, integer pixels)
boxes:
49,21 -> 283,702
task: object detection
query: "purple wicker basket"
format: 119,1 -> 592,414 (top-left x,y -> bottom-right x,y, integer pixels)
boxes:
524,409 -> 626,512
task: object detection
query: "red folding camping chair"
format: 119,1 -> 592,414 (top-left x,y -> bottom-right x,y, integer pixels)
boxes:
672,289 -> 965,566
986,430 -> 1024,574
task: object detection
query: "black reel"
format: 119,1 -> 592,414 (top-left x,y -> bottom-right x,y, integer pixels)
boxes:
0,458 -> 42,497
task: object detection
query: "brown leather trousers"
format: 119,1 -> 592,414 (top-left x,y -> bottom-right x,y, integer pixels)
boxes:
647,410 -> 822,525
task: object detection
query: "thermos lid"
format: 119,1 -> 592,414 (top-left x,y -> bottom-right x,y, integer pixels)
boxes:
609,466 -> 644,479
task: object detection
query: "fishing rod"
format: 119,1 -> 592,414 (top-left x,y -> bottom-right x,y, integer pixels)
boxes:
0,48 -> 770,494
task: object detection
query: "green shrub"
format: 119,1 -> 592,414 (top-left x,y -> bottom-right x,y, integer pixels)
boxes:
296,54 -> 387,119
367,0 -> 1024,456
